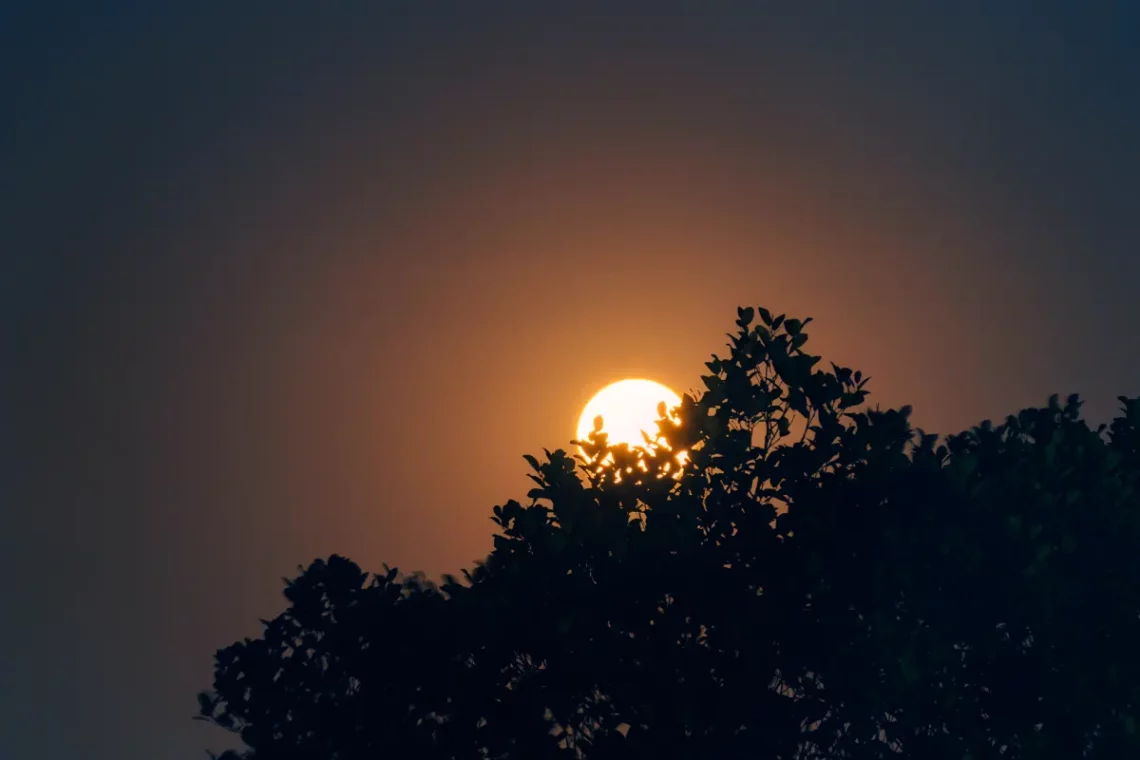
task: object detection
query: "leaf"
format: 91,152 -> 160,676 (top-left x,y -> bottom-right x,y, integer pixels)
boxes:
703,374 -> 724,395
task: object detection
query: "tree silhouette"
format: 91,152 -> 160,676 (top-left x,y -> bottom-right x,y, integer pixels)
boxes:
198,306 -> 1140,759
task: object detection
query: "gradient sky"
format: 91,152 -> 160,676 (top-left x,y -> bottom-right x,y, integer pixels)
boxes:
3,3 -> 1139,759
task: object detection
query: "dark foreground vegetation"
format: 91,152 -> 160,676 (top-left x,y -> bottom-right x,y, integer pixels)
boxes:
199,306 -> 1140,759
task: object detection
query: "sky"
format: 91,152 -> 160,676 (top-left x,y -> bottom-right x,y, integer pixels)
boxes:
3,3 -> 1139,758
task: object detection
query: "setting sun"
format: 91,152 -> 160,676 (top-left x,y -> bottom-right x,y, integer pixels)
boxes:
575,379 -> 682,461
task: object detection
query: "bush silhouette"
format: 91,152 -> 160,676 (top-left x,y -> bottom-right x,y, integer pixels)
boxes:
198,306 -> 1140,759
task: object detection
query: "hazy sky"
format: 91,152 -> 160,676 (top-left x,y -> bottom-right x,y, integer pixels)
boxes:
3,3 -> 1139,758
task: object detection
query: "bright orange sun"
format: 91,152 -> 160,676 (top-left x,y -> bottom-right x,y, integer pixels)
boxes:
575,378 -> 683,464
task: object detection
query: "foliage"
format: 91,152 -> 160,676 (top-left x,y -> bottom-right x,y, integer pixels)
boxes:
198,306 -> 1140,759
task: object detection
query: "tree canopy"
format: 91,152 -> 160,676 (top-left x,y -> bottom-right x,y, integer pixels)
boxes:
198,306 -> 1140,760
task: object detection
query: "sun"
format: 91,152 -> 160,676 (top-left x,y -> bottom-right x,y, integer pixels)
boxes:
576,378 -> 682,462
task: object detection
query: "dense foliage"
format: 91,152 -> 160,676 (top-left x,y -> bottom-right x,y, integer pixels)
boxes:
199,306 -> 1140,759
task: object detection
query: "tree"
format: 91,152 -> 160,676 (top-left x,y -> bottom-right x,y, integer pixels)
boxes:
198,306 -> 1140,759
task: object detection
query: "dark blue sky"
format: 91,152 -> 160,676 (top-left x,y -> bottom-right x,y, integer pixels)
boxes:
3,3 -> 1139,759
